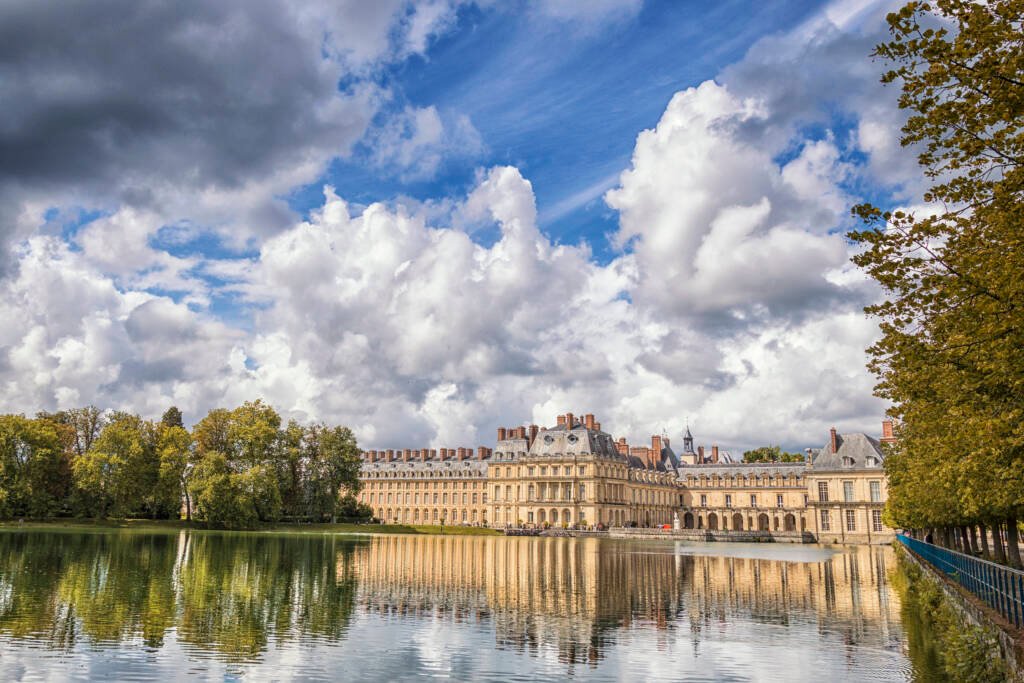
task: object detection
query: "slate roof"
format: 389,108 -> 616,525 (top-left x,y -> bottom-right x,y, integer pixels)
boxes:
675,461 -> 806,481
810,432 -> 885,471
361,458 -> 488,477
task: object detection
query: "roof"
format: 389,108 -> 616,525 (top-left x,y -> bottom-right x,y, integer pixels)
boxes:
810,432 -> 885,471
676,461 -> 806,480
361,458 -> 488,477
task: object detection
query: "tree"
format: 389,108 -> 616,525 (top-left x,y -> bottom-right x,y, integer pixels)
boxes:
742,445 -> 804,463
0,416 -> 69,518
161,406 -> 184,429
304,424 -> 363,522
157,425 -> 193,520
850,0 -> 1024,564
72,414 -> 159,519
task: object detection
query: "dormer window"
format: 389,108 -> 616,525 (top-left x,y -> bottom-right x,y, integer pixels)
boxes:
842,456 -> 855,468
866,456 -> 879,467
567,434 -> 578,444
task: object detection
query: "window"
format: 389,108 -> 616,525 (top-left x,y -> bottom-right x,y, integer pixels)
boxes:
578,466 -> 586,476
540,467 -> 547,476
700,494 -> 707,507
872,510 -> 883,532
845,509 -> 856,532
843,481 -> 854,502
817,482 -> 829,502
776,494 -> 784,509
527,511 -> 534,523
482,493 -> 487,503
820,509 -> 831,531
432,493 -> 438,504
578,484 -> 585,500
750,495 -> 757,508
725,494 -> 732,508
472,493 -> 478,503
870,481 -> 881,503
494,486 -> 500,500
528,467 -> 535,476
803,494 -> 809,506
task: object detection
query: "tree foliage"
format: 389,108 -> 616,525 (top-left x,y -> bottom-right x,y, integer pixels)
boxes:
850,0 -> 1024,564
0,400 -> 365,529
741,445 -> 804,463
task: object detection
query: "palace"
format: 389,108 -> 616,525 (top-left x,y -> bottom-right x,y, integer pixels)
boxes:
356,412 -> 896,544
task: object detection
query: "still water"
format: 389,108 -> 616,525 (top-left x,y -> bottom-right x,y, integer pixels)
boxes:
0,530 -> 939,681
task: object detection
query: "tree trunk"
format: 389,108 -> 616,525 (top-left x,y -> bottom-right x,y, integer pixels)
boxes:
978,523 -> 990,560
184,487 -> 191,523
992,521 -> 1007,565
942,526 -> 953,548
1005,516 -> 1022,569
966,525 -> 978,555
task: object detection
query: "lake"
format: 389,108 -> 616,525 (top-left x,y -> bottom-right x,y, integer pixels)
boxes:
0,529 -> 941,681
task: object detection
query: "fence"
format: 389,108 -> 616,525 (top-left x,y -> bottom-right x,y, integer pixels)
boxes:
898,533 -> 1024,629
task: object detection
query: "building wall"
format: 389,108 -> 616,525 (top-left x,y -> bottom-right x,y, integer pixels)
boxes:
806,470 -> 892,544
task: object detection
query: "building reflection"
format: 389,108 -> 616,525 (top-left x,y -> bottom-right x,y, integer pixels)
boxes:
351,535 -> 904,665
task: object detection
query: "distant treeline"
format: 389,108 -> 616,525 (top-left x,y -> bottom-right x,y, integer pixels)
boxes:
0,401 -> 370,528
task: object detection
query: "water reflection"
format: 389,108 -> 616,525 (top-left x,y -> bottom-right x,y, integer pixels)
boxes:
0,530 -> 926,681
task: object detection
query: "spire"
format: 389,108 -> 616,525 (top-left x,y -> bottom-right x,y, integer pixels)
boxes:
683,424 -> 694,454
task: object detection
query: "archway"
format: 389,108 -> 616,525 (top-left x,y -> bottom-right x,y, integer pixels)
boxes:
538,509 -> 546,523
708,513 -> 719,530
562,508 -> 571,525
758,513 -> 769,531
784,513 -> 797,532
684,512 -> 694,529
732,513 -> 744,530
550,508 -> 559,523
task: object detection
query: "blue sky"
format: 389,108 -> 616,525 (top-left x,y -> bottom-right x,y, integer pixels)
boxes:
0,0 -> 917,450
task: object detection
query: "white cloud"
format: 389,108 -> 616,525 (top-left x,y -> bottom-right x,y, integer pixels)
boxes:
369,105 -> 485,180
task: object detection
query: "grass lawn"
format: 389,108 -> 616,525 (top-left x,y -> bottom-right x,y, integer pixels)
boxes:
0,518 -> 501,537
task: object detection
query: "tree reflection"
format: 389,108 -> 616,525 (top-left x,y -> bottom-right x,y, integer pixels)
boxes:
0,530 -> 363,660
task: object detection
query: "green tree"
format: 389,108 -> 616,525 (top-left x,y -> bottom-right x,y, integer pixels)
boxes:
304,424 -> 363,522
850,0 -> 1024,564
157,425 -> 193,520
72,414 -> 160,519
742,445 -> 804,463
160,406 -> 184,429
0,415 -> 69,518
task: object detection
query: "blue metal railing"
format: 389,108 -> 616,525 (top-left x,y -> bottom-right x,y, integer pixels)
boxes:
898,533 -> 1024,628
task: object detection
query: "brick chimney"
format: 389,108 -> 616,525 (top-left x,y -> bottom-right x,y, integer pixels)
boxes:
651,435 -> 662,467
594,421 -> 601,432
711,445 -> 719,463
477,446 -> 486,460
698,445 -> 705,463
585,414 -> 595,430
529,424 -> 539,447
616,437 -> 629,455
881,419 -> 896,444
556,415 -> 566,427
830,427 -> 838,454
565,412 -> 574,429
497,427 -> 506,441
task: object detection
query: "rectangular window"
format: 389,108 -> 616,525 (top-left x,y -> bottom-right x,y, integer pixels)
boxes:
776,494 -> 784,509
817,482 -> 829,502
578,484 -> 585,500
872,510 -> 883,531
482,493 -> 487,504
528,467 -> 535,476
472,493 -> 478,504
750,495 -> 757,508
700,494 -> 707,507
870,481 -> 881,503
442,493 -> 448,504
820,509 -> 831,531
578,466 -> 586,476
494,486 -> 500,500
845,509 -> 856,532
843,481 -> 854,502
725,494 -> 732,508
540,467 -> 547,476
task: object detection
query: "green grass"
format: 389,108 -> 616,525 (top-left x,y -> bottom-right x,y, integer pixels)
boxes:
0,518 -> 501,537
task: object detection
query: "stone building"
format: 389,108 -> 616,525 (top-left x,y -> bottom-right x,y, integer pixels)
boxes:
805,427 -> 892,544
487,412 -> 680,529
355,412 -> 897,544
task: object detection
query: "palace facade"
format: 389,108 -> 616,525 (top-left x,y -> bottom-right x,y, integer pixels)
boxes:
355,412 -> 896,544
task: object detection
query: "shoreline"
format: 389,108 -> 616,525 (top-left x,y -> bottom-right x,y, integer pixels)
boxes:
0,519 -> 501,537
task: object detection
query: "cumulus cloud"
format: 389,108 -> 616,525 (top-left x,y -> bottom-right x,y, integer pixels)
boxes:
0,0 -> 911,451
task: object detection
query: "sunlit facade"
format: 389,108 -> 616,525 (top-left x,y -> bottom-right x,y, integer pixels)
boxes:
355,413 -> 896,543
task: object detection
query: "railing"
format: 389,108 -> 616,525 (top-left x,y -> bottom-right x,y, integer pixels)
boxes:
898,534 -> 1024,628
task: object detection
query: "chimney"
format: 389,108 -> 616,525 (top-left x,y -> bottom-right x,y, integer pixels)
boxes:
698,445 -> 705,463
403,449 -> 411,462
497,427 -> 506,441
712,445 -> 719,463
428,449 -> 436,460
477,446 -> 486,460
651,435 -> 662,466
565,412 -> 574,429
830,427 -> 838,454
529,424 -> 539,447
881,419 -> 896,444
585,414 -> 595,430
616,437 -> 628,455
594,422 -> 601,432
557,415 -> 566,427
